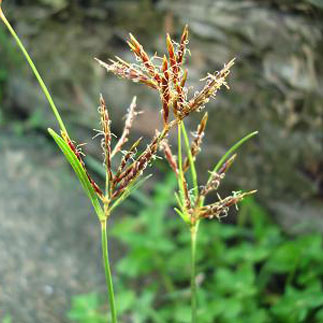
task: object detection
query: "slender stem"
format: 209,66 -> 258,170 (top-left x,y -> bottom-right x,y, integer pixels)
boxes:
178,123 -> 183,174
101,220 -> 118,323
181,122 -> 198,199
0,8 -> 68,134
177,122 -> 186,206
190,224 -> 198,323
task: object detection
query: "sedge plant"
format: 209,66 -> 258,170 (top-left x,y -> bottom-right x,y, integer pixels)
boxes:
156,28 -> 258,322
0,3 -> 168,322
1,1 -> 258,321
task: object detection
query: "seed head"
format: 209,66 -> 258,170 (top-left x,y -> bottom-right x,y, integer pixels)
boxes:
112,96 -> 137,157
177,24 -> 189,65
114,137 -> 143,183
160,139 -> 178,176
95,57 -> 158,90
128,33 -> 162,84
161,55 -> 170,125
218,153 -> 237,175
183,112 -> 208,172
187,58 -> 235,115
198,190 -> 257,220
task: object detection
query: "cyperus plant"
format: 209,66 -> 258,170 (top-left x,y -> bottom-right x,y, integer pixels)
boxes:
96,24 -> 258,321
1,1 -> 258,322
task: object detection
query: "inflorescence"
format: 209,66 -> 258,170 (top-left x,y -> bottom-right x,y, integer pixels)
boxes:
60,25 -> 255,219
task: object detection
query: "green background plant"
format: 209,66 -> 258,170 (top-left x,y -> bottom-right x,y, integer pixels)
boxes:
68,173 -> 323,323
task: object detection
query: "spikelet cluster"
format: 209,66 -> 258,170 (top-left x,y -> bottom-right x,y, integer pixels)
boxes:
95,25 -> 234,128
62,94 -> 166,205
161,115 -> 256,223
61,25 -> 253,218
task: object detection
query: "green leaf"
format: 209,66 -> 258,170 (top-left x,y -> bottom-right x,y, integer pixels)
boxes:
209,131 -> 258,177
67,293 -> 106,323
224,243 -> 270,265
214,264 -> 257,298
271,287 -> 323,323
181,121 -> 198,198
48,128 -> 104,221
265,241 -> 301,273
117,290 -> 136,314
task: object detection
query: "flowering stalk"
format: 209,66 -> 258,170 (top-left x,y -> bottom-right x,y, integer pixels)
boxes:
0,4 -> 118,322
101,218 -> 117,323
2,2 -> 259,320
190,224 -> 198,323
158,28 -> 258,322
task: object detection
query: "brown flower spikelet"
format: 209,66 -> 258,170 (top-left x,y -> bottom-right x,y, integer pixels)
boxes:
183,112 -> 208,172
161,55 -> 170,125
128,33 -> 162,84
112,96 -> 137,157
99,95 -> 113,184
160,139 -> 178,176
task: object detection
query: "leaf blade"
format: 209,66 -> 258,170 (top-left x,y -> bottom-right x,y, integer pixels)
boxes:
48,128 -> 104,221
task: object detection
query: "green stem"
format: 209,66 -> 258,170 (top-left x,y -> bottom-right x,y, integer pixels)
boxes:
101,220 -> 118,323
181,122 -> 198,200
190,224 -> 198,323
0,8 -> 68,134
177,122 -> 186,206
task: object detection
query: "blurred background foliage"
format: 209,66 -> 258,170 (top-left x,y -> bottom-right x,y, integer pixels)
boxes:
67,174 -> 323,323
0,0 -> 322,322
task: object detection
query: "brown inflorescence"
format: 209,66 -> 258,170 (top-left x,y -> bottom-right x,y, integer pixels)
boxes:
128,33 -> 162,85
91,25 -> 254,220
200,154 -> 237,197
99,95 -> 113,186
187,59 -> 235,116
160,139 -> 178,176
161,55 -> 170,125
95,57 -> 158,90
198,190 -> 257,220
183,112 -> 208,172
111,96 -> 137,157
96,24 -> 233,128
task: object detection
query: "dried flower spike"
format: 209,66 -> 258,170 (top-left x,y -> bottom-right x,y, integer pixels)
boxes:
112,96 -> 137,157
198,190 -> 257,220
177,24 -> 189,65
161,55 -> 170,125
95,57 -> 158,90
187,58 -> 235,115
160,139 -> 178,176
99,94 -> 113,186
128,33 -> 162,84
183,112 -> 208,172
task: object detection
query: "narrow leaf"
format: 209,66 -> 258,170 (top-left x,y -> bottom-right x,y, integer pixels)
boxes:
48,128 -> 104,221
211,131 -> 258,175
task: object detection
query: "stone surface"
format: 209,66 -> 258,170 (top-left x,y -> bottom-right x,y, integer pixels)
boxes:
0,133 -> 113,322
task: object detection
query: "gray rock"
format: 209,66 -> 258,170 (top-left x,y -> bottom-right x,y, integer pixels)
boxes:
0,133 -> 114,322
